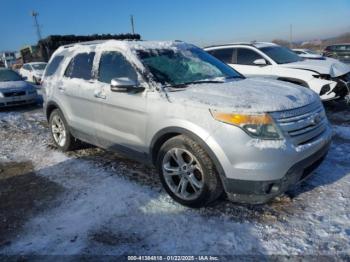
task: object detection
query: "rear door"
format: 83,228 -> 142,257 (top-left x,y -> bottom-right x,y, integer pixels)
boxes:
59,51 -> 101,144
94,50 -> 148,154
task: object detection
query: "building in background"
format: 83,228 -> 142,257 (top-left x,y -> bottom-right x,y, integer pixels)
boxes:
0,51 -> 17,68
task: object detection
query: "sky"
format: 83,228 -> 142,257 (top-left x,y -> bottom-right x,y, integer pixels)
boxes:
1,0 -> 350,51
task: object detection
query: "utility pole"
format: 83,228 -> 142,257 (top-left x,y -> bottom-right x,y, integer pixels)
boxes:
130,15 -> 135,34
289,24 -> 293,49
31,11 -> 42,41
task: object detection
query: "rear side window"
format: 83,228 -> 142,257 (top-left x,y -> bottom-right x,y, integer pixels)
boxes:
98,51 -> 137,83
208,48 -> 235,64
64,52 -> 95,80
237,48 -> 264,65
45,55 -> 64,77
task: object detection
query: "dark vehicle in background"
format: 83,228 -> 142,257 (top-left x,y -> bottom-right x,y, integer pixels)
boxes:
323,44 -> 350,64
0,69 -> 38,108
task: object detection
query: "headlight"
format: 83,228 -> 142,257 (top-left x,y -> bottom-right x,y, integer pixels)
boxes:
210,110 -> 282,139
0,92 -> 3,98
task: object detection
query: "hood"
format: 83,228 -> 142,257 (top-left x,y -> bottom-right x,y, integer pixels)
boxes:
0,80 -> 33,90
168,78 -> 318,113
280,57 -> 350,77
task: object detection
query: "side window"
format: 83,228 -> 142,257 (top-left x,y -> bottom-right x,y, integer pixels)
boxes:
98,51 -> 137,84
24,64 -> 31,71
237,48 -> 265,65
294,51 -> 302,54
64,52 -> 95,80
208,48 -> 234,64
45,55 -> 64,77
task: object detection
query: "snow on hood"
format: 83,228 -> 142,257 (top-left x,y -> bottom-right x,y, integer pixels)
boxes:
0,80 -> 32,90
281,57 -> 350,77
168,78 -> 318,113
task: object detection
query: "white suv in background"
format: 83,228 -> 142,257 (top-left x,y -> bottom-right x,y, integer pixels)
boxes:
19,62 -> 47,84
205,42 -> 350,102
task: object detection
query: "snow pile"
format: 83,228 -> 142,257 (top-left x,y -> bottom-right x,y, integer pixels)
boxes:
334,125 -> 350,140
0,109 -> 349,256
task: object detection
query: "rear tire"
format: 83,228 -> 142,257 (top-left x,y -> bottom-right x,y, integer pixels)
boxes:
157,135 -> 223,208
49,109 -> 78,151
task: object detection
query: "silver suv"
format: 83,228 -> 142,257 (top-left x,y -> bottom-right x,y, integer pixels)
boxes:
42,40 -> 332,207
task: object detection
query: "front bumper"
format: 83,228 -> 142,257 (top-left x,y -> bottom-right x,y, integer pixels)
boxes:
0,93 -> 38,108
223,140 -> 331,204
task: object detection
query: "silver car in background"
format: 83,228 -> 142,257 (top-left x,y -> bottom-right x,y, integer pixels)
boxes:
42,40 -> 332,207
0,68 -> 38,108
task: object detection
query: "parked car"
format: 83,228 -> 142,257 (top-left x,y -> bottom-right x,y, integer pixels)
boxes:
323,44 -> 350,64
205,42 -> 350,102
19,62 -> 47,84
292,48 -> 324,60
42,40 -> 332,207
0,68 -> 38,107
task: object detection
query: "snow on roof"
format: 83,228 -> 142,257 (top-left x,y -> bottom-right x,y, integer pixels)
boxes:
27,62 -> 47,65
59,40 -> 187,53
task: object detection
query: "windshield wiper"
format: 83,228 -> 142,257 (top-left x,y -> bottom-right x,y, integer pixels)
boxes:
164,80 -> 225,89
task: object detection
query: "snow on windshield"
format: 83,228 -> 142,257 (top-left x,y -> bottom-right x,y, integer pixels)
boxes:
136,45 -> 241,86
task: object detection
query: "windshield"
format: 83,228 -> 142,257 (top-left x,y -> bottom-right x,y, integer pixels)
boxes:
260,46 -> 302,64
0,70 -> 23,82
137,46 -> 242,87
31,63 -> 47,70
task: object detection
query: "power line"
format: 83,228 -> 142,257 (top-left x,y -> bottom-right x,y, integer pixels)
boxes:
31,11 -> 42,41
289,24 -> 293,49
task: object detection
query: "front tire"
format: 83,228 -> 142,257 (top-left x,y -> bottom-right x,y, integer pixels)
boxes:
157,135 -> 223,208
49,109 -> 77,151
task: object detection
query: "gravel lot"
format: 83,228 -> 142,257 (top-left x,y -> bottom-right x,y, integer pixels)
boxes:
0,100 -> 349,258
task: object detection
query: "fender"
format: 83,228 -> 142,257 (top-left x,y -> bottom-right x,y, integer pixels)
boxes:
150,126 -> 226,178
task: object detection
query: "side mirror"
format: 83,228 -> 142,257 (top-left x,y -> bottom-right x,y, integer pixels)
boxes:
253,58 -> 267,66
110,77 -> 139,92
22,76 -> 28,81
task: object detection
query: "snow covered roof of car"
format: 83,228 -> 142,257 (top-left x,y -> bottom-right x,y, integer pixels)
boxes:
26,62 -> 47,65
58,39 -> 187,52
204,42 -> 278,49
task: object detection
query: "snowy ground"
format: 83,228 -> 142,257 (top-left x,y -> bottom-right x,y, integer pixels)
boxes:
0,101 -> 349,259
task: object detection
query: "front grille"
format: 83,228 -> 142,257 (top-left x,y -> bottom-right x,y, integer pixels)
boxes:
6,100 -> 27,106
3,91 -> 26,97
271,101 -> 328,146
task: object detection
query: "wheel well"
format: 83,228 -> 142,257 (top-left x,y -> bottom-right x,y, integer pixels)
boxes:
151,132 -> 180,165
46,103 -> 59,121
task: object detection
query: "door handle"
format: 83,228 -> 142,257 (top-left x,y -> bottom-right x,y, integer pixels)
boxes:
58,86 -> 65,92
94,90 -> 106,99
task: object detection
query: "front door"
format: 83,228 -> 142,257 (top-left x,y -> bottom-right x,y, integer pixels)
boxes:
228,47 -> 273,77
94,50 -> 148,154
